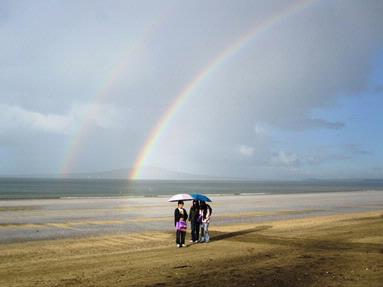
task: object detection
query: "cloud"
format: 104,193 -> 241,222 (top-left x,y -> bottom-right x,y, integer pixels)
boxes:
282,118 -> 345,131
0,103 -> 122,135
0,1 -> 382,177
70,103 -> 124,130
0,104 -> 71,134
267,143 -> 372,169
188,1 -> 382,131
254,123 -> 268,136
270,151 -> 300,167
239,145 -> 254,157
343,144 -> 372,155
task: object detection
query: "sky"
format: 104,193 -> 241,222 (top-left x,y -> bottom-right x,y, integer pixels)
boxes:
0,0 -> 382,179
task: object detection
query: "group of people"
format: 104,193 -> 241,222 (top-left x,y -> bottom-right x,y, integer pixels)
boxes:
174,200 -> 212,248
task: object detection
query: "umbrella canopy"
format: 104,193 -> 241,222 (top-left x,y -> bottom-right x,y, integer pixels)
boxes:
191,193 -> 212,202
168,193 -> 194,202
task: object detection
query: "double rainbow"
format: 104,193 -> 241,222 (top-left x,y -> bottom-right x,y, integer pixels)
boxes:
60,10 -> 170,176
60,0 -> 316,178
129,0 -> 316,179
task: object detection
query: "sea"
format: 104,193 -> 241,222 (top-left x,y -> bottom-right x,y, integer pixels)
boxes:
0,178 -> 383,199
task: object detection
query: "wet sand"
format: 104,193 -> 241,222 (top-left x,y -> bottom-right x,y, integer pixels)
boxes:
0,191 -> 382,243
0,210 -> 382,287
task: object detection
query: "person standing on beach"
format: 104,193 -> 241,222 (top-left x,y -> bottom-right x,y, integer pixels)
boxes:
188,200 -> 200,243
174,200 -> 188,248
199,201 -> 212,243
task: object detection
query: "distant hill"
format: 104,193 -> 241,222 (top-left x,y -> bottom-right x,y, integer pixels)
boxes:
64,167 -> 239,180
0,169 -> 381,182
2,167 -> 238,180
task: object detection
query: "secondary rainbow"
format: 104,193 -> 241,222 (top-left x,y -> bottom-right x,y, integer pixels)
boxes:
60,11 -> 170,176
129,0 -> 316,179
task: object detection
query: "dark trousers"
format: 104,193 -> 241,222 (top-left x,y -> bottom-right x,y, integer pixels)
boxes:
191,221 -> 200,242
176,230 -> 186,245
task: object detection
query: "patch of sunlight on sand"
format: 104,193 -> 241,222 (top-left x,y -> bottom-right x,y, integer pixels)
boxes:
46,223 -> 80,230
211,211 -> 383,233
351,236 -> 383,244
79,220 -> 125,225
218,209 -> 324,218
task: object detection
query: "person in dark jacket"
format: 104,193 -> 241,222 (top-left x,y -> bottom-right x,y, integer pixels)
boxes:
174,200 -> 188,247
188,200 -> 200,243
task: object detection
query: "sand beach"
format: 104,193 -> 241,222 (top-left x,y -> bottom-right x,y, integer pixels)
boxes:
0,191 -> 382,286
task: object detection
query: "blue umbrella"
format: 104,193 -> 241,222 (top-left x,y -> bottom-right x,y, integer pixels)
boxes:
191,193 -> 212,202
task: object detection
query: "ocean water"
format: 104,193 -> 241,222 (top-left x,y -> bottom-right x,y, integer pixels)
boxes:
0,178 -> 382,199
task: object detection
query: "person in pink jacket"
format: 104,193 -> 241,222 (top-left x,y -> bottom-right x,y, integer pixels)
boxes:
174,200 -> 188,247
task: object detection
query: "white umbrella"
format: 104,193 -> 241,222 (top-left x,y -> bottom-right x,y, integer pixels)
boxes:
167,193 -> 193,202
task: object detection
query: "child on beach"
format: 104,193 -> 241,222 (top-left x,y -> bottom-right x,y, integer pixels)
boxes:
174,200 -> 188,248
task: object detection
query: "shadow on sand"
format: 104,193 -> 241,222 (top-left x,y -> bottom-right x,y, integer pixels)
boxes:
211,225 -> 272,242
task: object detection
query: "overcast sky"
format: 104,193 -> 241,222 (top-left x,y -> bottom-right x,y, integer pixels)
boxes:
0,0 -> 382,179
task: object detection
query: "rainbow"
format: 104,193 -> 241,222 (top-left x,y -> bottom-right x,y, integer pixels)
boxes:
60,11 -> 171,176
129,0 -> 316,179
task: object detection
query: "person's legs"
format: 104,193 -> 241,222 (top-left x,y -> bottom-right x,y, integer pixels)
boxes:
191,222 -> 196,242
181,231 -> 186,246
200,224 -> 205,242
195,222 -> 200,242
204,222 -> 210,243
176,230 -> 181,246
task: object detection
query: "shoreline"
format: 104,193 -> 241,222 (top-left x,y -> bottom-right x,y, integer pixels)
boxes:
0,189 -> 382,201
0,189 -> 383,200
